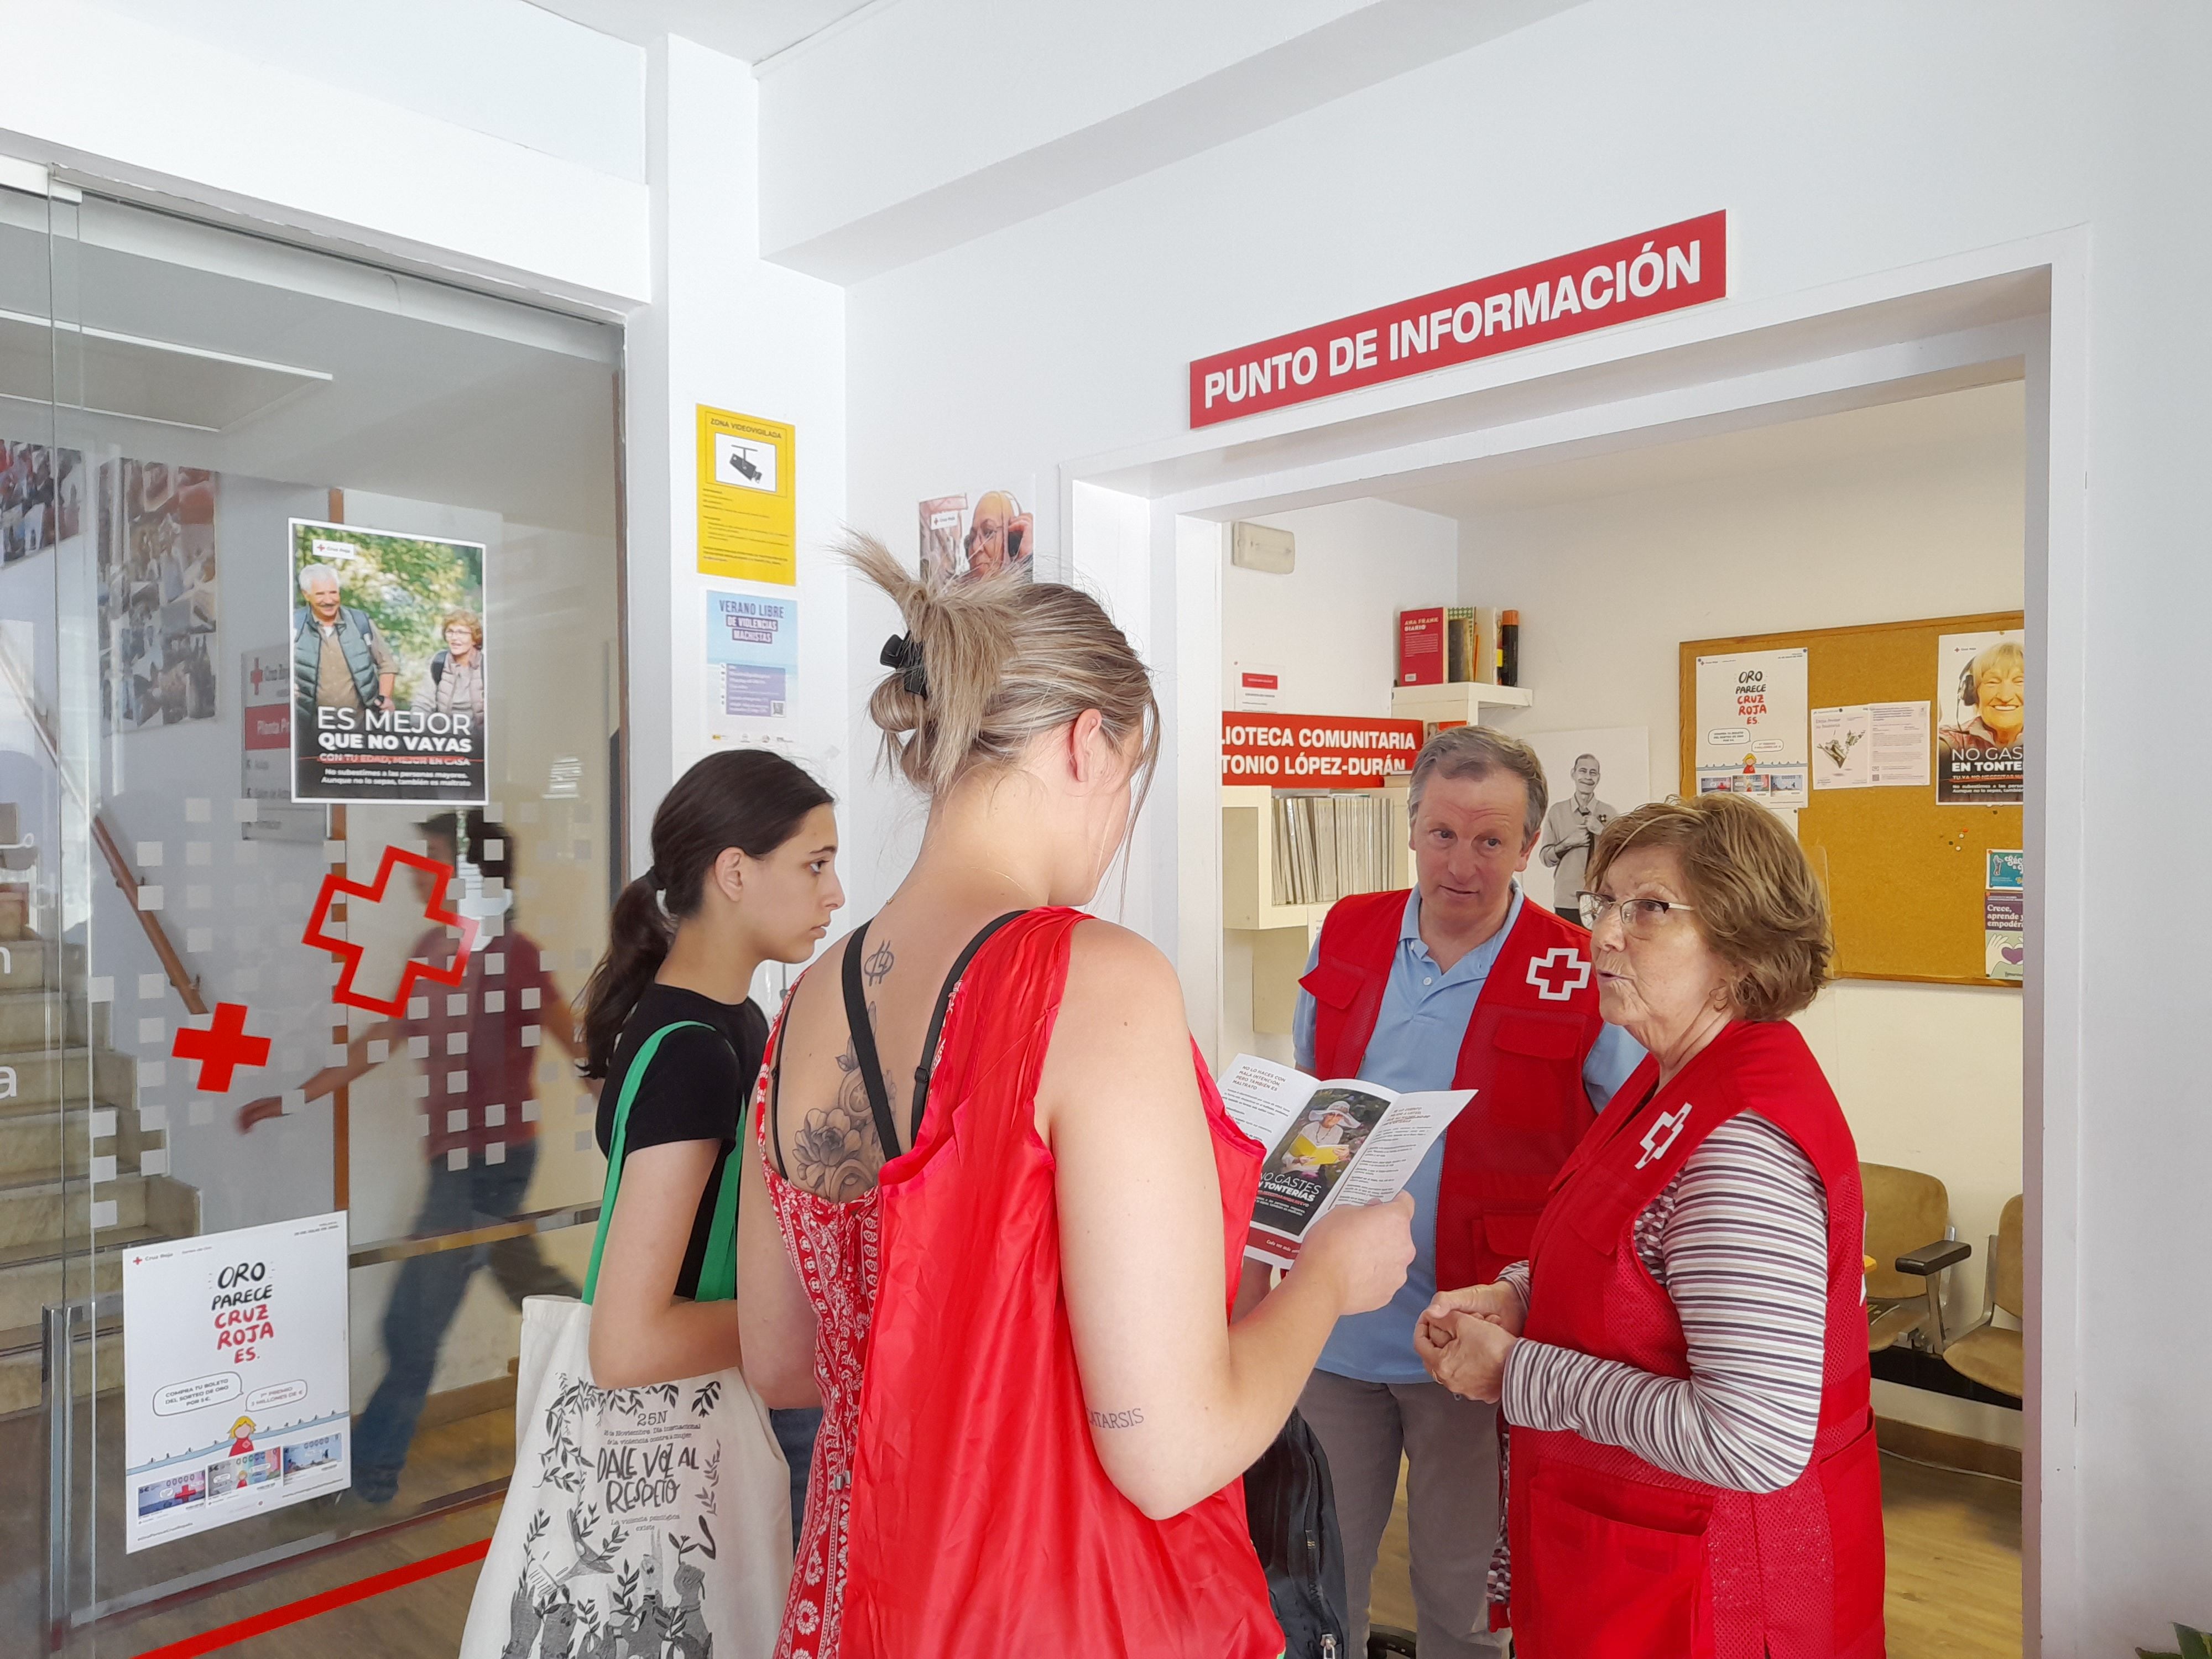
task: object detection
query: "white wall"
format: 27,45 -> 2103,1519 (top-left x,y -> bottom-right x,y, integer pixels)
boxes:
621,36 -> 851,885
1222,498 -> 1457,718
836,5 -> 2212,1642
1447,382 -> 2025,1346
1215,497 -> 1456,1069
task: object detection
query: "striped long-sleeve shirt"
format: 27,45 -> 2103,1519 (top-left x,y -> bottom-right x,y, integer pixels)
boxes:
1499,1110 -> 1832,1491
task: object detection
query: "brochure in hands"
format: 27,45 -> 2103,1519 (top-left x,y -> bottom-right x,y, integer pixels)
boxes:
1217,1054 -> 1474,1269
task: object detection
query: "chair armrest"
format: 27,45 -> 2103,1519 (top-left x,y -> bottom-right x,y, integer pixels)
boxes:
1894,1239 -> 1970,1276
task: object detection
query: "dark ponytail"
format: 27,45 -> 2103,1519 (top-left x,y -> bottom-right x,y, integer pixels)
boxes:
580,749 -> 832,1077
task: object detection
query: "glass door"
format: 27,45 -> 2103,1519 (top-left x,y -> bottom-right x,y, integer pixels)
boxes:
3,169 -> 624,1655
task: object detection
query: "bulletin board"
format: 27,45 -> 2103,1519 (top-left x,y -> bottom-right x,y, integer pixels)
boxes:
1678,612 -> 2023,987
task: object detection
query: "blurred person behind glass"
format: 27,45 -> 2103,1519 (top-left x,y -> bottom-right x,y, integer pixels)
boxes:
237,810 -> 581,1503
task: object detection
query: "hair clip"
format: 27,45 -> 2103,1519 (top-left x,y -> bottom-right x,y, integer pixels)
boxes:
880,633 -> 928,698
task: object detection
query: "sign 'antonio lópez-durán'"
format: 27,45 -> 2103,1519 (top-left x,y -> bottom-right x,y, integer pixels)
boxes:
1188,211 -> 1728,428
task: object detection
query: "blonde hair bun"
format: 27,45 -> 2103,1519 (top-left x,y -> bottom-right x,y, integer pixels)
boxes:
841,531 -> 1159,800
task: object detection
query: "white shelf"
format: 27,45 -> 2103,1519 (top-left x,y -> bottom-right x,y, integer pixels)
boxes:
1391,681 -> 1534,728
1222,781 -> 1413,929
1223,781 -> 1410,1034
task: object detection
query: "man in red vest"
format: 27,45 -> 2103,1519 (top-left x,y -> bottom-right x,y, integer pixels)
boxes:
1292,726 -> 1642,1658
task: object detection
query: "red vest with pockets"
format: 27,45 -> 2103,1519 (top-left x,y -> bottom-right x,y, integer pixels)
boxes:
1507,1018 -> 1885,1659
1301,889 -> 1606,1289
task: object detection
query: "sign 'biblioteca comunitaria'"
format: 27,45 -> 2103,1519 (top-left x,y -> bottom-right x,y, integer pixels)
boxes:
1188,212 -> 1728,428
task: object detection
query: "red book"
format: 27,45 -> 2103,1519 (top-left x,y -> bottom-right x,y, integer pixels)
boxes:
1398,607 -> 1446,686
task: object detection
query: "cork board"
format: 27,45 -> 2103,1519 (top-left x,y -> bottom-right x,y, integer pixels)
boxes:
1678,612 -> 2023,987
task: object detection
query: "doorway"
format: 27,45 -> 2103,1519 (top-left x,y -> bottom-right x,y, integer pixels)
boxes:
1068,241 -> 2081,1657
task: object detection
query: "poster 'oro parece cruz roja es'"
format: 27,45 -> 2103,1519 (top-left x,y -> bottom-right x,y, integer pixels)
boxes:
122,1213 -> 352,1552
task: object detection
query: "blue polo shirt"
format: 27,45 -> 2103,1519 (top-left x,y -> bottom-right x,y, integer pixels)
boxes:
1292,883 -> 1646,1384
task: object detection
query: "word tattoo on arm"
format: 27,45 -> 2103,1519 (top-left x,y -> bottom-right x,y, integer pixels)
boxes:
1087,1406 -> 1146,1431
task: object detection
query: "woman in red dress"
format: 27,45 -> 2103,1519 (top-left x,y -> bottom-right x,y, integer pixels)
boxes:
734,536 -> 1414,1658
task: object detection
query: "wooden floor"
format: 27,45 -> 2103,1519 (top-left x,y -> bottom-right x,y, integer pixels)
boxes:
1370,1450 -> 2023,1657
7,1404 -> 2021,1656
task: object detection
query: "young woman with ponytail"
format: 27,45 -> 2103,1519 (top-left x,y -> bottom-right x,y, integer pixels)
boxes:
581,749 -> 841,1415
734,536 -> 1416,1658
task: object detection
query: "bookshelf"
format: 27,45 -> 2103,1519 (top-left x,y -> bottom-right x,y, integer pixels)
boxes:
1223,777 -> 1411,1032
1390,680 -> 1534,729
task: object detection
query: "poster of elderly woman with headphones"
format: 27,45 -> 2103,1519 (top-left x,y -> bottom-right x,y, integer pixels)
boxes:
1936,629 -> 2026,804
288,517 -> 488,805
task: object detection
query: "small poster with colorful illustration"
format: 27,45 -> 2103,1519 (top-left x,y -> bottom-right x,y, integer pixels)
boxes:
1694,646 -> 1810,817
123,1212 -> 351,1551
1937,629 -> 2025,804
702,591 -> 797,734
1985,890 -> 2025,982
289,518 -> 487,805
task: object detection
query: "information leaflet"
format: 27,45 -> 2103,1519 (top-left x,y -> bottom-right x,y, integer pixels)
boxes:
123,1212 -> 351,1551
1216,1055 -> 1472,1269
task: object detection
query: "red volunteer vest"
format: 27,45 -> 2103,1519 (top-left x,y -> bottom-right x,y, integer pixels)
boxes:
1507,1019 -> 1885,1659
1302,889 -> 1606,1288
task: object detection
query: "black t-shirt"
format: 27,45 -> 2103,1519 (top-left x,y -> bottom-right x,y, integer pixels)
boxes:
594,983 -> 768,1299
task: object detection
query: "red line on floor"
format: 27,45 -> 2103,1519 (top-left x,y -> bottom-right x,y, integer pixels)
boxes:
132,1536 -> 492,1659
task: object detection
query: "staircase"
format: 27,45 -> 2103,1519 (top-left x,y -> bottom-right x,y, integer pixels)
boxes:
0,935 -> 202,1416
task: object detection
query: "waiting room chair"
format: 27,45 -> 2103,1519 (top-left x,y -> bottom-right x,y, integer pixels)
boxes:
1940,1194 -> 2024,1400
1860,1162 -> 1971,1353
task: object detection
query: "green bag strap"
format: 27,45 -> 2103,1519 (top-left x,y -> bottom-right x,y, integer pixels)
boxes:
582,1020 -> 732,1305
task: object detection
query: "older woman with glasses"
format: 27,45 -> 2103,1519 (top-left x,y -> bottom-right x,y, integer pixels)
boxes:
1415,792 -> 1884,1659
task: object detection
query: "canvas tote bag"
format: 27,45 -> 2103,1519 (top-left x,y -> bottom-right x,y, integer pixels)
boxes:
460,1021 -> 791,1659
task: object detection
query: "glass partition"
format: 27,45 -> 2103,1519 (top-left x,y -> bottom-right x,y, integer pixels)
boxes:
1,174 -> 623,1653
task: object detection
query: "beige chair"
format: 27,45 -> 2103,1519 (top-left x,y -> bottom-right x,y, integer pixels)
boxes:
1861,1162 -> 1970,1353
1941,1195 -> 2024,1399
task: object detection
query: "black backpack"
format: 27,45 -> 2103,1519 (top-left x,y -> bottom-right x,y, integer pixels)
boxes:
1244,1409 -> 1352,1659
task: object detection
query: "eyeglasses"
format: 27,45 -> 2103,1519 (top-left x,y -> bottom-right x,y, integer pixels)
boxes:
1577,892 -> 1697,935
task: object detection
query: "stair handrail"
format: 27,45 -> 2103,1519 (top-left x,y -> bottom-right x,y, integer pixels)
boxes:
0,621 -> 206,1015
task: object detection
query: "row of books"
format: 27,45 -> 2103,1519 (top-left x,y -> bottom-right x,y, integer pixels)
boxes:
1271,791 -> 1398,907
1398,606 -> 1520,687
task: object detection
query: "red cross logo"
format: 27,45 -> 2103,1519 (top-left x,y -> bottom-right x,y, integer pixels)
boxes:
1637,1104 -> 1693,1169
1526,946 -> 1592,1001
301,846 -> 480,1018
171,1002 -> 272,1093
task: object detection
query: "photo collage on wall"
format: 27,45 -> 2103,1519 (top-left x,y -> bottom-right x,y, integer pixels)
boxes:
1,440 -> 83,563
98,459 -> 221,731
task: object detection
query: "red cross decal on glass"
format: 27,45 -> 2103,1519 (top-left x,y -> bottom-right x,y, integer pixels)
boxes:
301,846 -> 481,1018
1525,946 -> 1592,1001
171,1002 -> 272,1093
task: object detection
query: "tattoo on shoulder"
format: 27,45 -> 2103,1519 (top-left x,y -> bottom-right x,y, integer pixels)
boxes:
1087,1406 -> 1145,1431
789,1012 -> 893,1202
862,935 -> 895,986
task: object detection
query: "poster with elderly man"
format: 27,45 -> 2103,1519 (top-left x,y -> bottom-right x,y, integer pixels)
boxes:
288,518 -> 487,805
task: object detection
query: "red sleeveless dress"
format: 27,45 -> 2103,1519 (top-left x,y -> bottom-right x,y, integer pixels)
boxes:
758,907 -> 1282,1658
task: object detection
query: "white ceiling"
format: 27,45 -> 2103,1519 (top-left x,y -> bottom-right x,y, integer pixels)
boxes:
1384,380 -> 2028,520
526,0 -> 883,64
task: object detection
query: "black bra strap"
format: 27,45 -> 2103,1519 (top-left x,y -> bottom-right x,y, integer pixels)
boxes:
768,1010 -> 790,1180
909,911 -> 1026,1144
841,919 -> 904,1160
